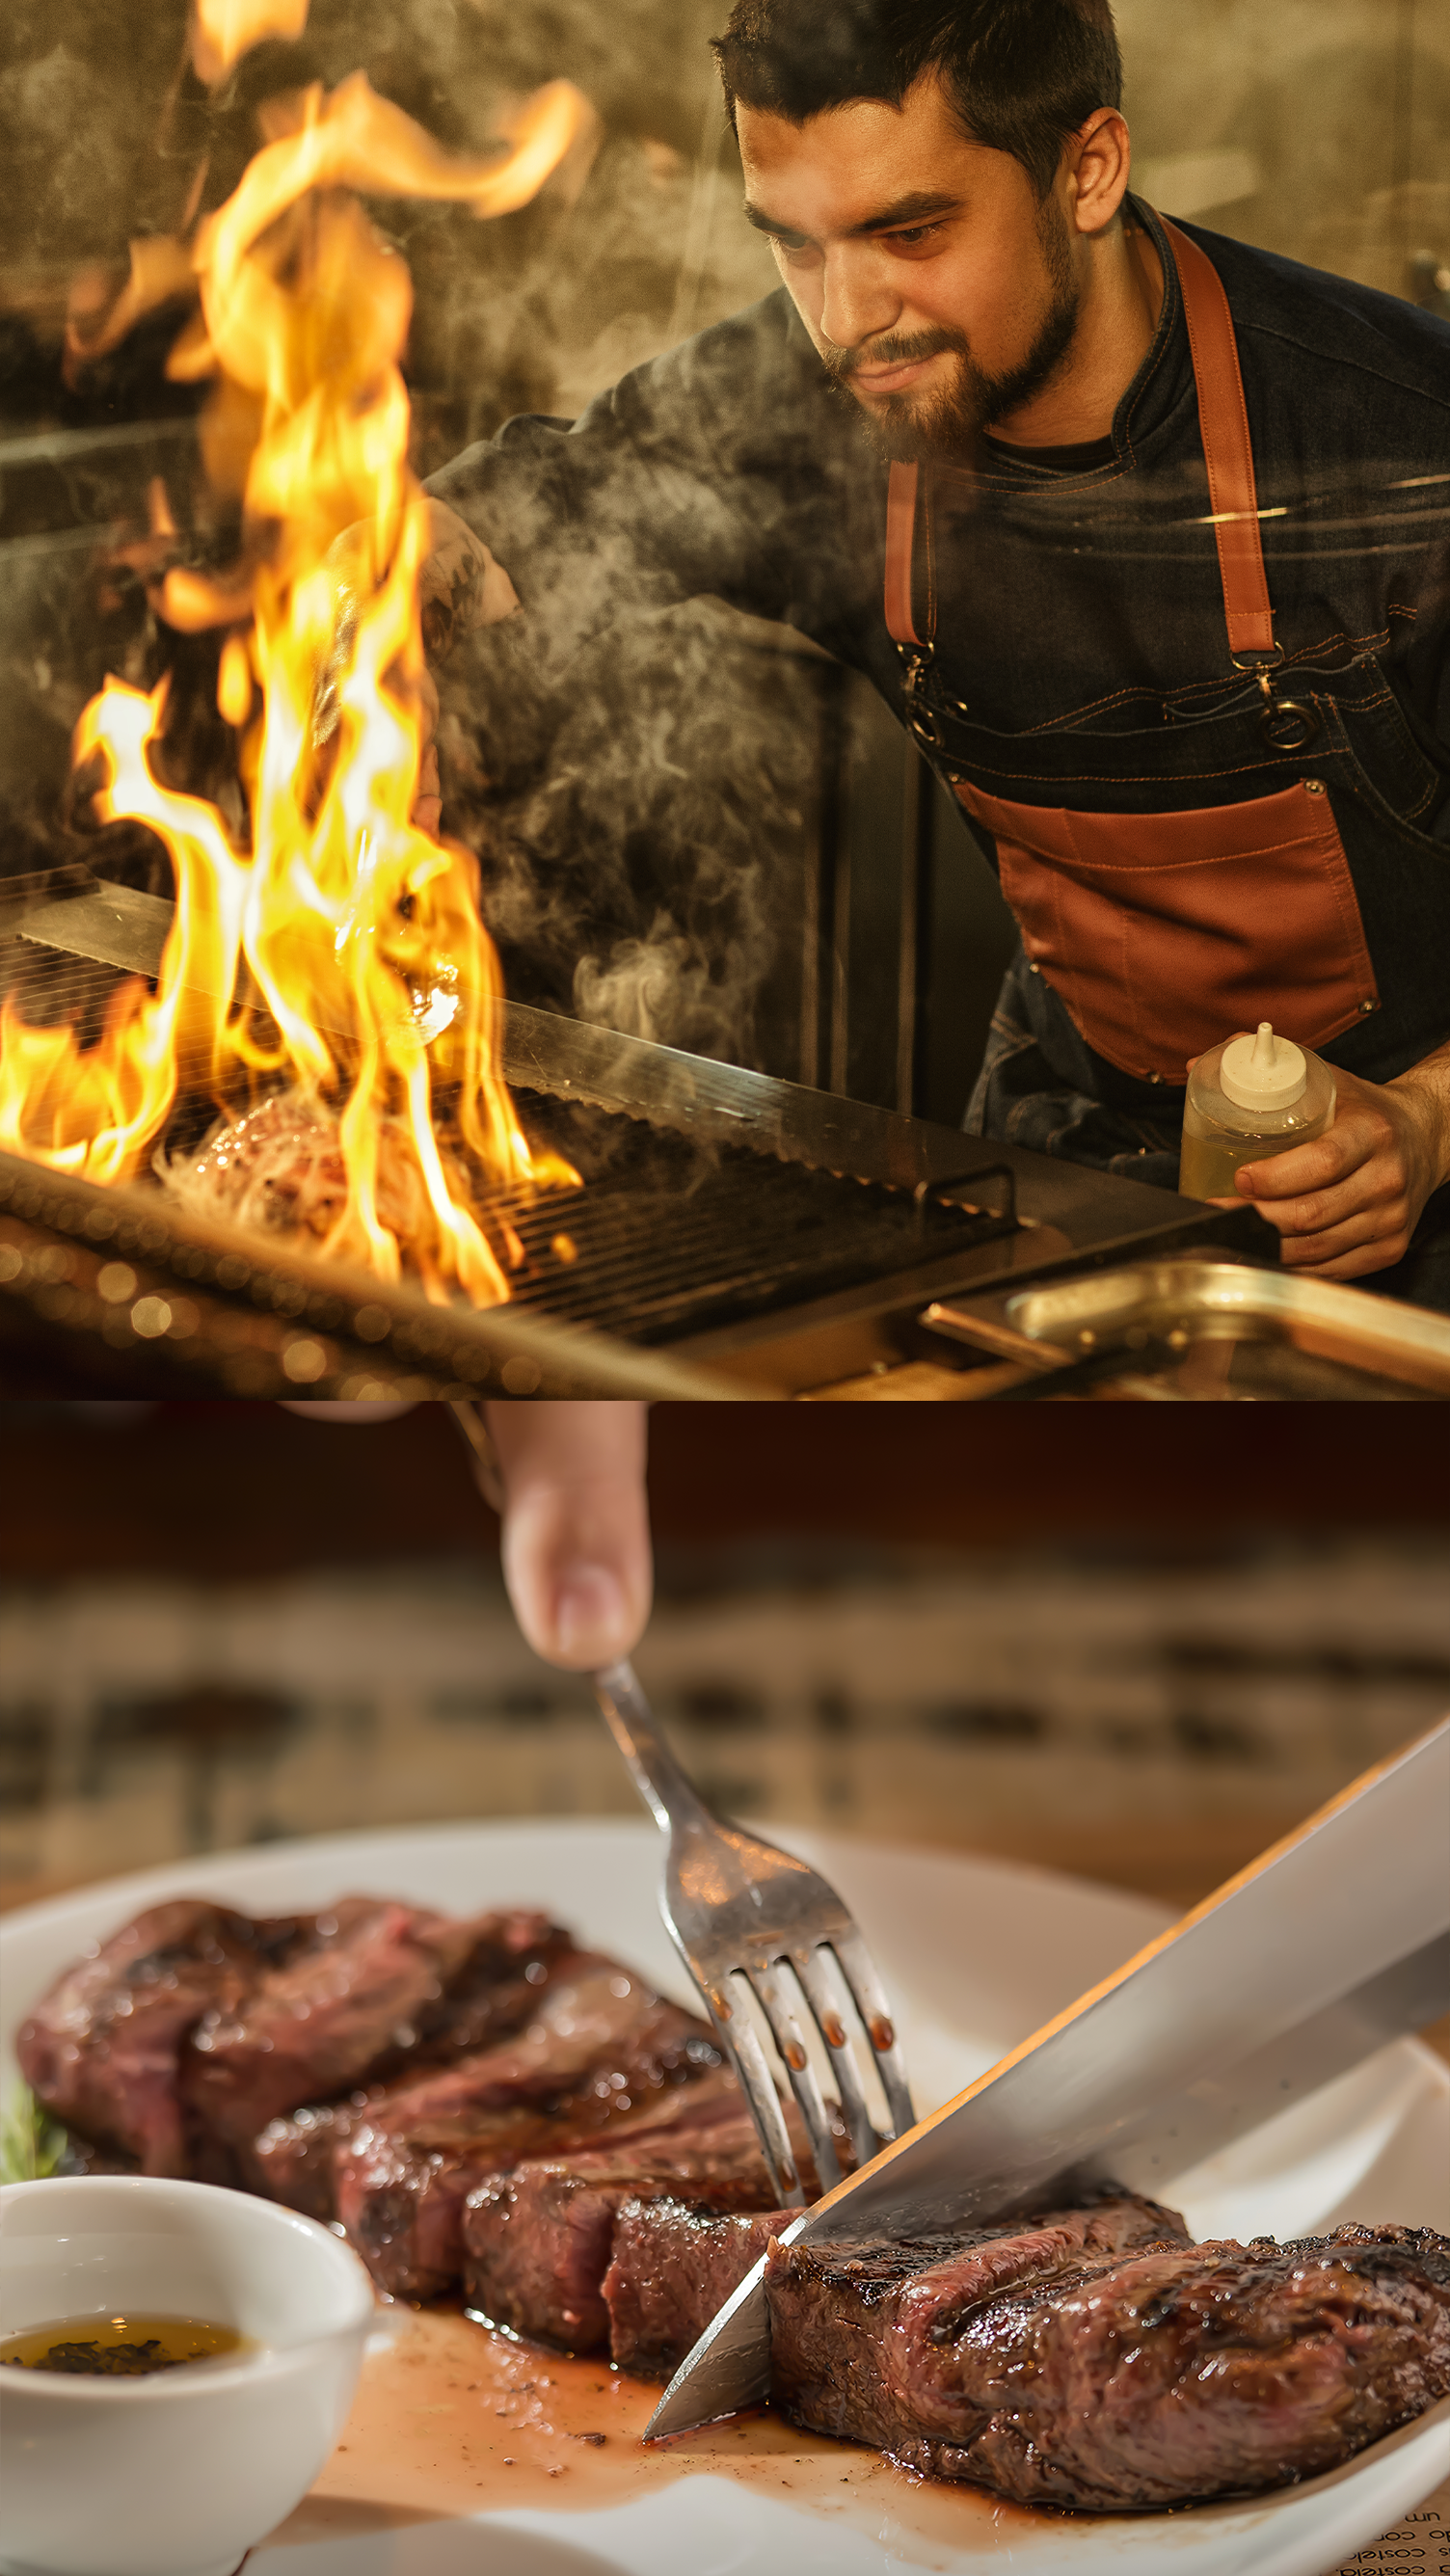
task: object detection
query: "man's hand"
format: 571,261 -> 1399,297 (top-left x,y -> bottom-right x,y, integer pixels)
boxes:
416,499 -> 519,658
1228,1053 -> 1450,1280
281,1399 -> 652,1670
412,503 -> 519,833
317,501 -> 519,834
483,1402 -> 652,1671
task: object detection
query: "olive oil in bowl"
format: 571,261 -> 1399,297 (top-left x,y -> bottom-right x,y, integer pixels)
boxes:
0,2314 -> 252,2375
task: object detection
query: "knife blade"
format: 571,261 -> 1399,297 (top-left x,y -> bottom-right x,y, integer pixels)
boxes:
645,1713 -> 1450,2440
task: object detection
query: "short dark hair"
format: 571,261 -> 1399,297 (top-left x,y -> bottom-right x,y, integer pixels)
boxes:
712,0 -> 1122,200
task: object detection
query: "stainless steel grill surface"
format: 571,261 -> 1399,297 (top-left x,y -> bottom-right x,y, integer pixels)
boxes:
0,872 -> 1275,1395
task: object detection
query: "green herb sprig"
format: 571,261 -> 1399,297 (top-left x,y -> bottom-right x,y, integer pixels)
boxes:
0,2084 -> 67,2186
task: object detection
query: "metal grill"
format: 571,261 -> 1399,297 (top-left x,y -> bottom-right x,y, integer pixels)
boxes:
0,889 -> 1015,1355
0,873 -> 1275,1396
477,1114 -> 1015,1345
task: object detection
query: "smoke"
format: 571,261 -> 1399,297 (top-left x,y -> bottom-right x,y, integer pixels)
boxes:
574,921 -> 736,1051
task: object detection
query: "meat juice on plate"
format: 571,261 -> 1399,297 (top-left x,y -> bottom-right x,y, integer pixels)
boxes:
271,2299 -> 1059,2555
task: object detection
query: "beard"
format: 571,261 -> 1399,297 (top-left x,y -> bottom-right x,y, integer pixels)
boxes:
822,195 -> 1081,466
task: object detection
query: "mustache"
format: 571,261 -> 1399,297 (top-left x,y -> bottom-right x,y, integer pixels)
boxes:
819,326 -> 967,385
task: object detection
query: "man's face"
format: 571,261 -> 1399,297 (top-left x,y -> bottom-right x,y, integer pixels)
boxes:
737,72 -> 1084,461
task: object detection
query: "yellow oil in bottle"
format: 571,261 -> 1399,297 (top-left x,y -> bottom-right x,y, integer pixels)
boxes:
1176,1128 -> 1285,1201
0,2313 -> 251,2375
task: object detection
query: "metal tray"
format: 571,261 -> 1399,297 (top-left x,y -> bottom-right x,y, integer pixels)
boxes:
921,1259 -> 1450,1400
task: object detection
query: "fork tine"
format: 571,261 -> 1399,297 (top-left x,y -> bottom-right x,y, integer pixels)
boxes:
717,1968 -> 809,2208
794,1943 -> 881,2169
830,1930 -> 917,2138
748,1956 -> 843,2193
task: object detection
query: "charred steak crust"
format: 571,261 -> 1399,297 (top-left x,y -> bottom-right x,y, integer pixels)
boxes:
604,2199 -> 795,2380
247,1911 -> 571,2217
15,1900 -> 310,2176
766,2210 -> 1450,2511
461,2100 -> 842,2353
334,1954 -> 727,2299
183,1901 -> 570,2147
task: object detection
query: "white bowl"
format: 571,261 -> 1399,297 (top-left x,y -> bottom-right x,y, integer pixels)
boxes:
0,2175 -> 374,2576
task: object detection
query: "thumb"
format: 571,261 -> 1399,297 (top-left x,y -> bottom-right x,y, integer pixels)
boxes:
485,1401 -> 652,1671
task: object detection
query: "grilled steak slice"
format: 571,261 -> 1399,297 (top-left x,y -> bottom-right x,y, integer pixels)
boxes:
247,1912 -> 572,2217
184,1900 -> 567,2148
461,2099 -> 843,2353
604,2199 -> 795,2380
767,2210 -> 1450,2509
335,1953 -> 726,2298
15,1900 -> 309,2176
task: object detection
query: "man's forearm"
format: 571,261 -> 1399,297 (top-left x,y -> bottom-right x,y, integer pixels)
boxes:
418,501 -> 520,658
1388,1036 -> 1450,1196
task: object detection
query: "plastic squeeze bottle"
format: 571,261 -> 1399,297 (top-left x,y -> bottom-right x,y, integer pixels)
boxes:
1178,1021 -> 1336,1201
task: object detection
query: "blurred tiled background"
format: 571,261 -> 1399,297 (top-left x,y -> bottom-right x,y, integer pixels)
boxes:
3,1406 -> 1447,1937
3,1540 -> 1448,1915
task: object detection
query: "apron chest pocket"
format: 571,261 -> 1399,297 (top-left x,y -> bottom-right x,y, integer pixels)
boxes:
954,774 -> 1380,1084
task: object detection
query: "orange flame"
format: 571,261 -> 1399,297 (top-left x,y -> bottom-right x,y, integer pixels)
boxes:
191,0 -> 311,86
0,76 -> 590,1304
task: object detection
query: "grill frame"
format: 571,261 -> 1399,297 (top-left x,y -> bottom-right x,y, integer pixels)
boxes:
0,874 -> 1276,1397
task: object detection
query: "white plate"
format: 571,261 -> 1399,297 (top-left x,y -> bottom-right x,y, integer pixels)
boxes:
3,1820 -> 1447,2576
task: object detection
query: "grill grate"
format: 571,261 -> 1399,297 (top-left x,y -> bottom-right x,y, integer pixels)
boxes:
0,927 -> 1018,1346
479,1111 -> 1014,1344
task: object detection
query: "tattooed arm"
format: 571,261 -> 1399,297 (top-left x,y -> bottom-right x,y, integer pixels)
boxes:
317,500 -> 520,831
416,499 -> 521,657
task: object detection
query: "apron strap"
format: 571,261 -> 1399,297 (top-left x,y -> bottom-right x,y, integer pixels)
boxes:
884,461 -> 926,646
1159,218 -> 1277,663
879,220 -> 1279,670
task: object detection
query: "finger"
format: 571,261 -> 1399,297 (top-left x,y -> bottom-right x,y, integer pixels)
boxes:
1277,1208 -> 1410,1269
1245,1166 -> 1403,1242
487,1400 -> 652,1672
1235,1122 -> 1372,1202
1277,1239 -> 1410,1282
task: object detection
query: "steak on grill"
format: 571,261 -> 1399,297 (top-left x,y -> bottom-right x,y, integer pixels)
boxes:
184,1901 -> 569,2148
604,2198 -> 794,2380
15,1899 -> 310,2176
461,2099 -> 846,2353
334,1952 -> 727,2298
766,2207 -> 1450,2509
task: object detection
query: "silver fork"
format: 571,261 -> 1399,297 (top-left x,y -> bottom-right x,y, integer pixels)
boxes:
595,1657 -> 915,2208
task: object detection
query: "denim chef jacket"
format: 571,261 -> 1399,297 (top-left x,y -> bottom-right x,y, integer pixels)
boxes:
430,200 -> 1450,1220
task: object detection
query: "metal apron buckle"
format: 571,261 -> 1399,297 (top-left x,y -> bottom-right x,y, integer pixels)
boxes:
899,640 -> 944,749
1231,645 -> 1321,753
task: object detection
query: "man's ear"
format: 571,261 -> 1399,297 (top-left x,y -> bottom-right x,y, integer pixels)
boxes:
1065,108 -> 1133,238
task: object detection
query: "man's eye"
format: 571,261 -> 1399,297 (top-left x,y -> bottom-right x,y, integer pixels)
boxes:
884,224 -> 942,249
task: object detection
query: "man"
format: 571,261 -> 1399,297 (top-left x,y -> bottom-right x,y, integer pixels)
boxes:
411,0 -> 1450,1305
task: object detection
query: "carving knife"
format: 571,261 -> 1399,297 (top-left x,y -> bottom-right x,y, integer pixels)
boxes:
645,1714 -> 1450,2439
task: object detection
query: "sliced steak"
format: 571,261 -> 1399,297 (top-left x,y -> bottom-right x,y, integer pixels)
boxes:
461,2098 -> 841,2353
15,1900 -> 309,2176
767,2208 -> 1450,2509
605,2199 -> 795,2380
335,1953 -> 726,2298
247,1912 -> 572,2217
184,1900 -> 567,2149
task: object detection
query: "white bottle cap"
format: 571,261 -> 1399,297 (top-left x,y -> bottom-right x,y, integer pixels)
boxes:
1218,1021 -> 1307,1111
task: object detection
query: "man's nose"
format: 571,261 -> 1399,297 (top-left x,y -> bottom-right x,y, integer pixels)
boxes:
819,247 -> 900,355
